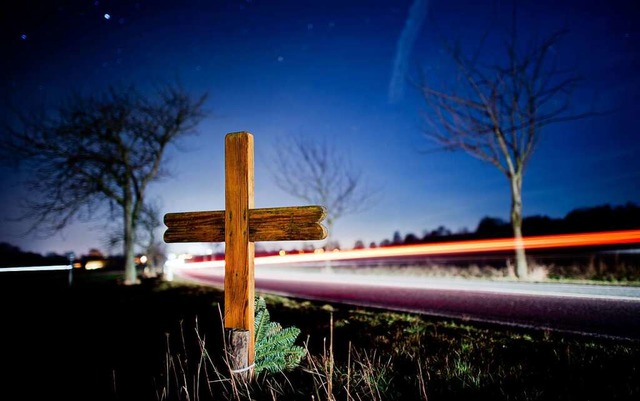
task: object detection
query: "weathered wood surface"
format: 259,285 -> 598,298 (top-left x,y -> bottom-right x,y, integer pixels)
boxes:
224,132 -> 256,365
226,329 -> 251,380
162,130 -> 328,378
163,205 -> 328,243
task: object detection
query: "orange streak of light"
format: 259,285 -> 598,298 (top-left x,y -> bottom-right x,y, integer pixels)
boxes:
253,229 -> 640,265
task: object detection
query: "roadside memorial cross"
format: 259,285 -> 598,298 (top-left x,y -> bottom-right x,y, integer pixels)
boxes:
163,131 -> 327,378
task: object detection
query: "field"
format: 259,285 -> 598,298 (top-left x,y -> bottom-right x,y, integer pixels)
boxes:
1,268 -> 639,401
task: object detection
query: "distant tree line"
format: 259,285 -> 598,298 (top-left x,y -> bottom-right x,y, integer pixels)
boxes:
0,243 -> 69,268
0,243 -> 126,269
370,202 -> 640,248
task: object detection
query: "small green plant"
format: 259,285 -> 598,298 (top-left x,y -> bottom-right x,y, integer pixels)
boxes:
254,296 -> 306,374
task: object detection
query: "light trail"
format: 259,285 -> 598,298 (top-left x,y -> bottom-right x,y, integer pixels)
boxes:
259,229 -> 640,265
176,266 -> 640,303
171,229 -> 640,270
0,265 -> 72,272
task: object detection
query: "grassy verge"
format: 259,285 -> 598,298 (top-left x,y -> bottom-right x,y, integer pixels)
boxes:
2,269 -> 639,401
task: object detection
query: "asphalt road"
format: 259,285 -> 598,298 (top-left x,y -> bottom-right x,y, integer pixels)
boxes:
171,263 -> 640,342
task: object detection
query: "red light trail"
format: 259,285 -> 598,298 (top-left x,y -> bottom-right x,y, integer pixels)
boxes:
173,229 -> 640,269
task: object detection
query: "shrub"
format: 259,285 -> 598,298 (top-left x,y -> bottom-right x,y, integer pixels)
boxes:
254,296 -> 306,374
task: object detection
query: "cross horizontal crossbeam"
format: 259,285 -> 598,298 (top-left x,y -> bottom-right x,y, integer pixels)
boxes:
164,205 -> 327,243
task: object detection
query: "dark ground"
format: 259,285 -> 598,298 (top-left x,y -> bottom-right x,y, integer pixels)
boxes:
1,269 -> 227,401
2,268 -> 640,401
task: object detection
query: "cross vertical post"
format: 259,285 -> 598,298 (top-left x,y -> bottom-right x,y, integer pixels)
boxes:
224,132 -> 256,372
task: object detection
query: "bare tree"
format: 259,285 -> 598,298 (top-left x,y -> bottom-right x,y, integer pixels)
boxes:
135,202 -> 168,277
417,22 -> 597,278
1,83 -> 208,284
268,135 -> 379,250
105,200 -> 167,277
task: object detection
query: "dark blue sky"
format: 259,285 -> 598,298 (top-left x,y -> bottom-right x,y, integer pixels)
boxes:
1,0 -> 639,257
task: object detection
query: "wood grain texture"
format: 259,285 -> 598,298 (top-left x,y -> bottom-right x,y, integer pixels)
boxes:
163,205 -> 328,243
224,131 -> 256,365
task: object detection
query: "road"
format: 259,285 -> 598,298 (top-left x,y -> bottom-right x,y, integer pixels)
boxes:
168,260 -> 640,342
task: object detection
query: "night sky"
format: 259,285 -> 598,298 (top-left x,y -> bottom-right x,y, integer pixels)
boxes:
1,0 -> 639,257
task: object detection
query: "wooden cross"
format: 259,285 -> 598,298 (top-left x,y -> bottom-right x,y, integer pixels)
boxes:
163,131 -> 327,377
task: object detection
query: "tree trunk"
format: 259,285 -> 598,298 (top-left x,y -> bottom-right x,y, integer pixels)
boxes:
322,218 -> 334,273
510,173 -> 528,279
324,218 -> 335,250
123,200 -> 139,285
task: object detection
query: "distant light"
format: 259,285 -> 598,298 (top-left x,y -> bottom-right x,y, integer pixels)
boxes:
20,34 -> 28,40
277,55 -> 284,62
279,250 -> 286,256
104,13 -> 111,20
85,260 -> 105,270
140,255 -> 148,264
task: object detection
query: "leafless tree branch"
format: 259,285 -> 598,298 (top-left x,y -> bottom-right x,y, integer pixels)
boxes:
267,134 -> 381,249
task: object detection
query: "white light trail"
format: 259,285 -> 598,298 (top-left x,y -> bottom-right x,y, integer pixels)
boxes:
0,265 -> 72,272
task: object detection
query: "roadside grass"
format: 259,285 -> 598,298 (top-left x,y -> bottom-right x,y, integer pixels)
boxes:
2,265 -> 639,400
152,278 -> 640,401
